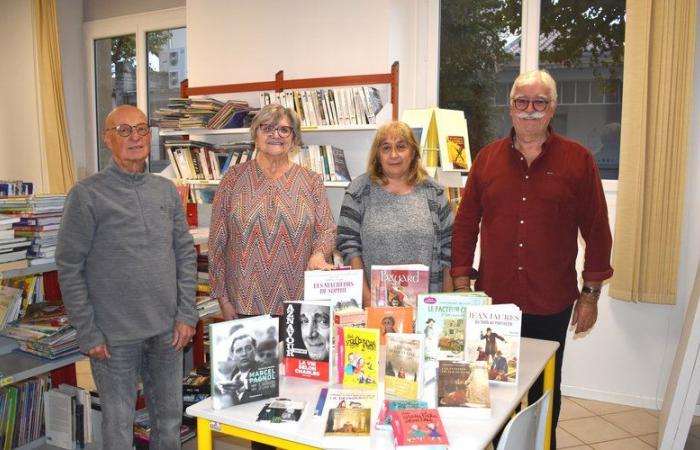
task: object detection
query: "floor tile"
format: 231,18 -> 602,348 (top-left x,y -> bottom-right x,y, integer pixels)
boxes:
569,398 -> 635,415
563,447 -> 593,450
559,416 -> 631,444
603,409 -> 659,436
638,433 -> 658,447
590,437 -> 654,449
557,427 -> 585,448
560,397 -> 596,420
686,433 -> 700,450
644,408 -> 660,417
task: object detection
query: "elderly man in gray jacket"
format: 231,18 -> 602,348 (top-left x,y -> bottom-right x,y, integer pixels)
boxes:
56,105 -> 198,450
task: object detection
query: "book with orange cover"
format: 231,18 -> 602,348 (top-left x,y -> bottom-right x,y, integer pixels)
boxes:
365,306 -> 414,345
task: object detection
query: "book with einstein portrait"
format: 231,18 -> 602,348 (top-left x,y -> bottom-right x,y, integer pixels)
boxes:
283,300 -> 333,382
209,315 -> 279,409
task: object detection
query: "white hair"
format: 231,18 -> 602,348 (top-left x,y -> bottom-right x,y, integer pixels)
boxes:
510,70 -> 558,104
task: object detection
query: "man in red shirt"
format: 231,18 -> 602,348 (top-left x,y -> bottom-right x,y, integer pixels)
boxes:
451,70 -> 613,449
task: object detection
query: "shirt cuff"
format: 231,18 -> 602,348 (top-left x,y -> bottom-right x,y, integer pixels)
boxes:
582,267 -> 614,282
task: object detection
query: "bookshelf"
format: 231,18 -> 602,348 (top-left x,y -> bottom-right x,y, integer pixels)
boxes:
161,63 -> 400,224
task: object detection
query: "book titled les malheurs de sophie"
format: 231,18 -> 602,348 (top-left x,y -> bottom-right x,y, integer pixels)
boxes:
209,315 -> 279,409
283,300 -> 333,381
390,408 -> 449,449
304,268 -> 363,311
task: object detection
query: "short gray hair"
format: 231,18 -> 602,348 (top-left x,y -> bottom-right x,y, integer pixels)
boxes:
250,103 -> 303,147
510,70 -> 558,104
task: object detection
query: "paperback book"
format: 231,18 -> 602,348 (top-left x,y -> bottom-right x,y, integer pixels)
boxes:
365,306 -> 414,345
283,300 -> 332,381
390,408 -> 449,449
370,264 -> 429,308
336,326 -> 379,387
416,292 -> 492,361
324,407 -> 371,436
384,333 -> 425,400
437,360 -> 491,419
464,304 -> 522,384
304,269 -> 363,311
210,315 -> 279,409
256,398 -> 306,423
376,399 -> 428,430
322,387 -> 378,415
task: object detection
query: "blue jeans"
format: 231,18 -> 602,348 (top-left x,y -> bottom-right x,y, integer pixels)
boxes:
91,330 -> 183,450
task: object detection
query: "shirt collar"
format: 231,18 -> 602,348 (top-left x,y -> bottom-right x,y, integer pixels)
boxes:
510,125 -> 557,151
106,159 -> 149,184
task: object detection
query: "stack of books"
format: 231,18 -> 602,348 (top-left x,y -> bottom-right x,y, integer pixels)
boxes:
0,215 -> 30,271
154,97 -> 224,129
3,302 -> 79,359
207,100 -> 252,129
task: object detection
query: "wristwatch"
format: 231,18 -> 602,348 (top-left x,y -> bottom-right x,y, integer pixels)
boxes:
581,286 -> 601,298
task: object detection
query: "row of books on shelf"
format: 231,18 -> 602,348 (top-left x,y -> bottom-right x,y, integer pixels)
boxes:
165,140 -> 256,181
0,181 -> 34,197
0,375 -> 48,449
154,97 -> 256,130
0,274 -> 47,328
290,145 -> 352,183
261,86 -> 383,127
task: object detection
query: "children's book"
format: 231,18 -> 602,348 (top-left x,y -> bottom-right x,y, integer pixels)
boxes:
464,303 -> 522,384
336,326 -> 379,387
390,408 -> 449,449
304,269 -> 363,311
283,300 -> 332,381
370,264 -> 429,308
384,333 -> 425,400
376,399 -> 428,430
437,360 -> 491,419
366,306 -> 414,345
416,292 -> 492,362
209,315 -> 279,409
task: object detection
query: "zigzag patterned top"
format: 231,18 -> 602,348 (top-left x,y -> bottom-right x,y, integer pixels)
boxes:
208,160 -> 336,316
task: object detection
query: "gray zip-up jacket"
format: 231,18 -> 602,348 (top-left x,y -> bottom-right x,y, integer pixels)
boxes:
56,163 -> 198,353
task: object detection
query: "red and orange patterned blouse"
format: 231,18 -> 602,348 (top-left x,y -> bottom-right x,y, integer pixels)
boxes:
208,160 -> 336,316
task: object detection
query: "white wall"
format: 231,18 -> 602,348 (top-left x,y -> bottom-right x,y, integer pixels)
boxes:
0,0 -> 46,191
84,0 -> 184,21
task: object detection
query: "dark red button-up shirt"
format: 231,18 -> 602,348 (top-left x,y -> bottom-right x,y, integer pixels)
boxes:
451,128 -> 613,315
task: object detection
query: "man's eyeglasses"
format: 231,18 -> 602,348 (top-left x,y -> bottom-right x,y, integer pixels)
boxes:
106,123 -> 151,137
512,97 -> 550,112
259,124 -> 293,138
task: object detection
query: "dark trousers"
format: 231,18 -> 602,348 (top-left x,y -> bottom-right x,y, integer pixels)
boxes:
521,304 -> 573,450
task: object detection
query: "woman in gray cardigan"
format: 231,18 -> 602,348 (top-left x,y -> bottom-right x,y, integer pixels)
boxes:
336,121 -> 454,306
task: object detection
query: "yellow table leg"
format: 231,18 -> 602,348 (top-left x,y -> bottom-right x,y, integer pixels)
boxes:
542,353 -> 556,450
197,417 -> 214,450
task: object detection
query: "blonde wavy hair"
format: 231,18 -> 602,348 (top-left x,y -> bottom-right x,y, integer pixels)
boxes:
367,121 -> 428,186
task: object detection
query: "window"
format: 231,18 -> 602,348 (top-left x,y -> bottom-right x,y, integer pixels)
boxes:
439,1 -> 625,179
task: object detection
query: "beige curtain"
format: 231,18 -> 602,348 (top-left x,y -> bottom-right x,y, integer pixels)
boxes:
610,0 -> 697,304
32,0 -> 75,193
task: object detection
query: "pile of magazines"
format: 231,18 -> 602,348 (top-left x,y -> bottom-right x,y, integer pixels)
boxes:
2,302 -> 78,359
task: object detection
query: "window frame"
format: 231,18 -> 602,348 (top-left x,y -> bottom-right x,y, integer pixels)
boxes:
84,7 -> 186,175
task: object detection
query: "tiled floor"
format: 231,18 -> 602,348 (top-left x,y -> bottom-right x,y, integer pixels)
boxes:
77,360 -> 700,449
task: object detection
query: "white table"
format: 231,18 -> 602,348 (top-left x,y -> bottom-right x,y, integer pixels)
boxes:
186,337 -> 559,450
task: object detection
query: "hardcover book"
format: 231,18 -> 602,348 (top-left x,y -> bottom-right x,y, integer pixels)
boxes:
336,326 -> 379,387
464,304 -> 522,384
283,300 -> 332,381
390,408 -> 449,448
209,315 -> 279,409
416,292 -> 492,362
384,333 -> 425,400
376,399 -> 428,430
370,264 -> 429,308
366,306 -> 414,345
304,269 -> 363,311
445,135 -> 469,170
437,360 -> 491,419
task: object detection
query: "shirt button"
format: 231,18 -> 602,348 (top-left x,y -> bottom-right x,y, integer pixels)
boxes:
525,175 -> 529,179
520,157 -> 524,161
518,243 -> 523,247
519,220 -> 524,224
522,197 -> 526,201
518,266 -> 523,271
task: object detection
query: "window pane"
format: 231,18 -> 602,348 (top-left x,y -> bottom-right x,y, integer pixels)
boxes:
146,27 -> 187,173
439,0 -> 522,160
94,34 -> 137,170
541,1 -> 625,179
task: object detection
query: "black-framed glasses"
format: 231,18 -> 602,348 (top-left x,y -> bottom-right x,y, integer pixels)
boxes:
259,123 -> 293,138
512,97 -> 550,112
106,123 -> 151,137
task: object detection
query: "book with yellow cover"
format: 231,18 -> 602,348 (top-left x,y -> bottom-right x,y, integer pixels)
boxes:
384,333 -> 425,400
336,326 -> 379,387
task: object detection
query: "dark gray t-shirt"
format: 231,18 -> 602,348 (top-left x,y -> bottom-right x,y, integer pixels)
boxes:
360,184 -> 434,282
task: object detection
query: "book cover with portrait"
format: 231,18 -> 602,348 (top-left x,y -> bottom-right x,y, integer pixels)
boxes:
365,306 -> 414,345
464,303 -> 522,384
304,269 -> 363,311
369,264 -> 429,308
209,315 -> 279,409
384,333 -> 425,401
336,326 -> 379,387
283,300 -> 332,382
416,292 -> 492,362
437,360 -> 491,419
